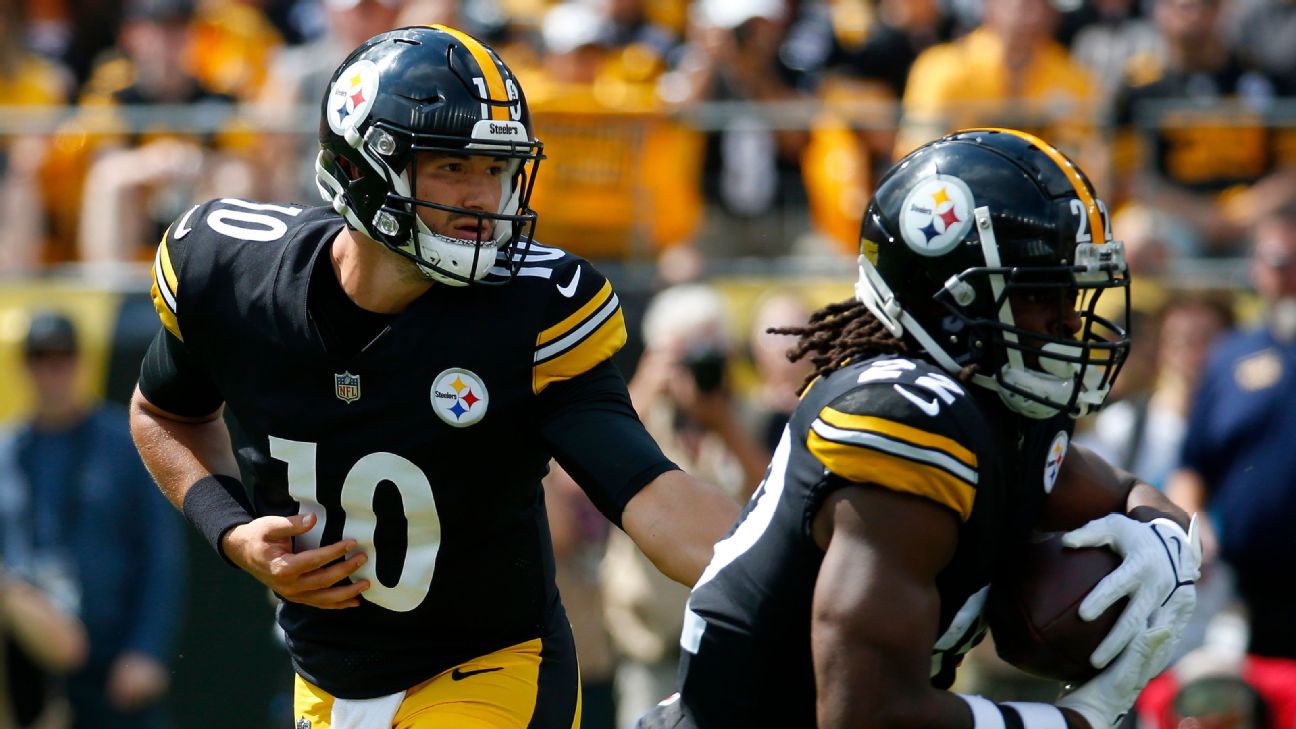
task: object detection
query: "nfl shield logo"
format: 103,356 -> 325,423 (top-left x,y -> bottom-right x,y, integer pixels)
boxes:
334,372 -> 361,404
297,719 -> 311,729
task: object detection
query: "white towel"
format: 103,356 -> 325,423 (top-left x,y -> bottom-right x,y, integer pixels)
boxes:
329,690 -> 404,729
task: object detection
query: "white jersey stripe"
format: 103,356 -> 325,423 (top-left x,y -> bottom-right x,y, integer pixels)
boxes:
810,418 -> 978,485
533,294 -> 619,363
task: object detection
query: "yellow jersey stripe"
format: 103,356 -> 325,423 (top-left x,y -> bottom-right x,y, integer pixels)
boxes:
817,407 -> 977,469
533,307 -> 627,394
151,230 -> 182,341
537,279 -> 613,348
431,25 -> 508,121
992,128 -> 1105,244
808,427 -> 976,521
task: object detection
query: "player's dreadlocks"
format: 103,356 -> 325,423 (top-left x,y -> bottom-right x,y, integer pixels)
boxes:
771,297 -> 912,394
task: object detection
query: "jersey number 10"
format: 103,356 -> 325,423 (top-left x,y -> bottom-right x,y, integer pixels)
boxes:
270,436 -> 442,612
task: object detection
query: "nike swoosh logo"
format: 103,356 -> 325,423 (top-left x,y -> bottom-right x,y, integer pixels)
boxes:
894,385 -> 940,416
556,266 -> 581,298
451,666 -> 504,681
173,205 -> 199,239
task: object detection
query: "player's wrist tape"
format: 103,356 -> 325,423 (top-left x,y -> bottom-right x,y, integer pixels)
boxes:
958,694 -> 1068,729
182,474 -> 254,567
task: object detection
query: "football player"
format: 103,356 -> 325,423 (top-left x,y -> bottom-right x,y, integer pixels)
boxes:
127,26 -> 738,729
636,129 -> 1201,729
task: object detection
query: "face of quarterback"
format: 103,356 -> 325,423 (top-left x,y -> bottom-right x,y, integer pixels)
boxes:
412,152 -> 510,242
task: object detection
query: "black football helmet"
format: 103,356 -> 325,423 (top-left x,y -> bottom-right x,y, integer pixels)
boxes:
854,129 -> 1130,418
316,25 -> 544,286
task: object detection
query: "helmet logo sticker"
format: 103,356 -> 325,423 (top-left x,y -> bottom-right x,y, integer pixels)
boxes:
899,174 -> 975,257
1043,430 -> 1068,493
328,59 -> 380,136
431,368 -> 490,427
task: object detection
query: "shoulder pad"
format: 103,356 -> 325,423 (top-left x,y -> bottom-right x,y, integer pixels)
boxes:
806,357 -> 981,521
522,244 -> 627,394
151,198 -> 311,341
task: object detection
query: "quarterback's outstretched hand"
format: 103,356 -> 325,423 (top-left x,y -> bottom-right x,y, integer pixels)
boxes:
1062,514 -> 1201,670
222,513 -> 370,609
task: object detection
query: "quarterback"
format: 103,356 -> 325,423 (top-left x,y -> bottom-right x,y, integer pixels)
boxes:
638,130 -> 1201,729
128,26 -> 737,729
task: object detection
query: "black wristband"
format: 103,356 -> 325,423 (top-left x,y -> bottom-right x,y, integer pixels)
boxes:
182,475 -> 254,567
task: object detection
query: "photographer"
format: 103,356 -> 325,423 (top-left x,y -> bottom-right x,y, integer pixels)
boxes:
602,284 -> 769,728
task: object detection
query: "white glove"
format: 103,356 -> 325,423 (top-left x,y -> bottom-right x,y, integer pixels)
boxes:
1056,625 -> 1175,728
1061,514 -> 1201,670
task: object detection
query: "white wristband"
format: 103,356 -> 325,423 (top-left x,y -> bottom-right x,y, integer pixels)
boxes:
1004,701 -> 1069,729
957,694 -> 1068,729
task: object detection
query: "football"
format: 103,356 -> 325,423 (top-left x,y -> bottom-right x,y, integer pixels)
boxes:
985,531 -> 1127,683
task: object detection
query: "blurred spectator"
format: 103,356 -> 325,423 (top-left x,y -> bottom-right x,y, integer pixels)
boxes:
544,462 -> 617,729
525,1 -> 703,259
395,0 -> 460,26
1111,203 -> 1177,277
801,0 -> 947,253
601,0 -> 680,58
0,0 -> 72,270
826,0 -> 947,100
72,0 -> 254,264
602,284 -> 766,728
1069,0 -> 1164,96
745,289 -> 812,453
894,0 -> 1100,164
0,312 -> 185,729
0,567 -> 87,729
1137,623 -> 1296,729
184,0 -> 283,100
1226,0 -> 1296,95
254,0 -> 408,203
1110,0 -> 1296,256
658,0 -> 813,257
1078,292 -> 1234,490
1167,203 -> 1296,663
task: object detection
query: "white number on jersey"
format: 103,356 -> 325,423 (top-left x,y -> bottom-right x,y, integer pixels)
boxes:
270,436 -> 442,613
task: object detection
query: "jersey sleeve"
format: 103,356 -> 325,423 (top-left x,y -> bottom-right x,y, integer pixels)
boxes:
531,256 -> 628,395
150,201 -> 209,342
805,362 -> 981,521
538,359 -> 678,527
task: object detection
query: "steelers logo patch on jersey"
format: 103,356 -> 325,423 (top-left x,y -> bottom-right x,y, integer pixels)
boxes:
899,174 -> 974,256
431,368 -> 490,427
327,59 -> 380,136
1043,430 -> 1068,493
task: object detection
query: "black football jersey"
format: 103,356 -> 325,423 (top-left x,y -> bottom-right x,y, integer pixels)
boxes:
675,356 -> 1075,728
147,199 -> 674,698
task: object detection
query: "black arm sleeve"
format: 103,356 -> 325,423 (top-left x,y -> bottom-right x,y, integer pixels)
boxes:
538,359 -> 679,528
138,327 -> 225,417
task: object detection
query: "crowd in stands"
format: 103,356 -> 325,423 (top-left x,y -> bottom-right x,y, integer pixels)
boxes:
2,1 -> 1296,727
0,0 -> 1291,270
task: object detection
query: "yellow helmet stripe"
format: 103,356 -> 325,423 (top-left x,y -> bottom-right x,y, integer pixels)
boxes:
431,25 -> 508,121
990,128 -> 1105,244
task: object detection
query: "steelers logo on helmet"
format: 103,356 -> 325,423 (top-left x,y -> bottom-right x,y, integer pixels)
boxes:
431,368 -> 490,428
327,59 -> 380,136
899,174 -> 975,257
